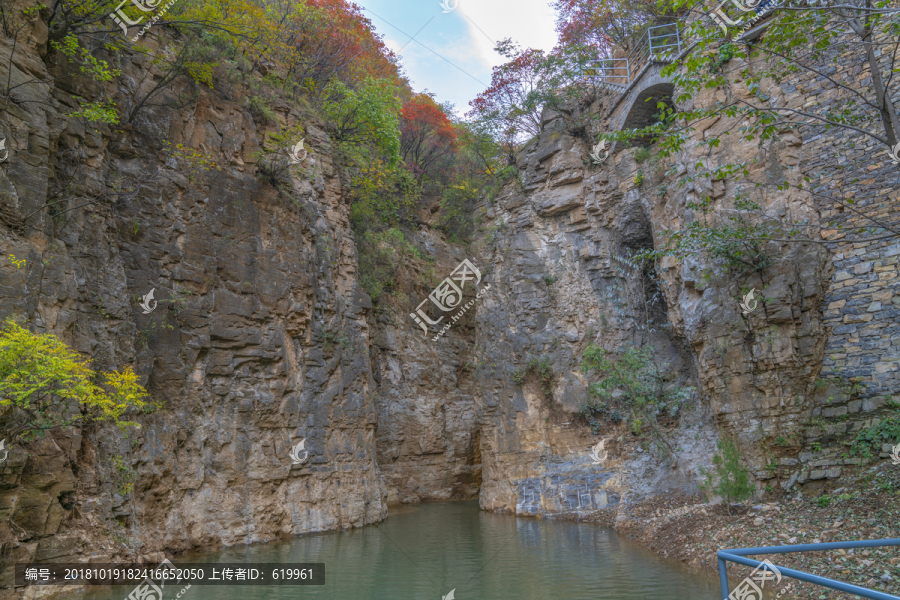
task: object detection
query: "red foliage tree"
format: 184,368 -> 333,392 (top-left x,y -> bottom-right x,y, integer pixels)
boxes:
400,94 -> 458,180
553,0 -> 671,55
284,0 -> 404,96
467,40 -> 546,159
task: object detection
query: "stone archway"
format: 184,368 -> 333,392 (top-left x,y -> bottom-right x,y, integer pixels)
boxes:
604,63 -> 677,151
615,82 -> 675,149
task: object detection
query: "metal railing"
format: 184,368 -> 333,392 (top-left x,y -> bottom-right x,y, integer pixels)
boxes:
581,23 -> 683,88
718,538 -> 900,600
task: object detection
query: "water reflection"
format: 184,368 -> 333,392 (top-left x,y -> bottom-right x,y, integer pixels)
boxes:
77,501 -> 718,600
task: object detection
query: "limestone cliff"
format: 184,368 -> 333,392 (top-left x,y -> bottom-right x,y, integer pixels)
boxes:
0,9 -> 394,587
1,0 -> 899,595
469,46 -> 898,521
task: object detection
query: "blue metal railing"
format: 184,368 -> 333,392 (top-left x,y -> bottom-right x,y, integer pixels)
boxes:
718,538 -> 900,600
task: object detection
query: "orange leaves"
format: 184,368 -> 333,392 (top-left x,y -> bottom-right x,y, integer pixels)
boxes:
400,94 -> 459,180
286,0 -> 403,93
402,94 -> 457,141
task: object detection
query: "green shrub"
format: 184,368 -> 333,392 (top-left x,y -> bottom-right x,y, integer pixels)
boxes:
249,96 -> 277,124
438,181 -> 482,243
710,42 -> 737,73
483,165 -> 520,202
579,399 -> 625,435
850,417 -> 900,458
355,228 -> 424,303
511,357 -> 554,399
321,76 -> 402,164
580,344 -> 692,462
703,438 -> 754,512
111,454 -> 136,496
639,198 -> 774,274
634,147 -> 651,163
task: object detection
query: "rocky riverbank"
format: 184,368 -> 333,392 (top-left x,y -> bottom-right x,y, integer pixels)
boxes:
604,458 -> 900,599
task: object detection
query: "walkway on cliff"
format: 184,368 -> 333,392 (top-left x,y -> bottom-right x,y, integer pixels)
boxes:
582,11 -> 774,144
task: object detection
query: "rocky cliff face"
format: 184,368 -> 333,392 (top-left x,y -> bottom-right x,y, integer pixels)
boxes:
471,103 -> 720,517
1,0 -> 899,594
369,233 -> 482,505
0,13 -> 393,585
470,45 -> 899,520
0,7 -> 487,588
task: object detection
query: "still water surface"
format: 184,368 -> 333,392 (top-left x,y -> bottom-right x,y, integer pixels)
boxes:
79,501 -> 718,600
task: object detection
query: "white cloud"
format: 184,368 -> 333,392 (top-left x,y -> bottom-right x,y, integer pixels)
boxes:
460,0 -> 559,69
359,0 -> 560,110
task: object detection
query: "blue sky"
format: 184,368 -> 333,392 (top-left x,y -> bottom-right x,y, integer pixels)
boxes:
354,0 -> 559,117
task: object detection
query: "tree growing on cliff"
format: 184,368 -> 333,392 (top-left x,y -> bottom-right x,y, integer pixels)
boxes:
280,0 -> 402,95
702,438 -> 754,512
467,38 -> 605,156
399,94 -> 458,184
467,39 -> 547,150
0,320 -> 153,442
321,76 -> 402,164
553,0 -> 675,55
580,344 -> 691,464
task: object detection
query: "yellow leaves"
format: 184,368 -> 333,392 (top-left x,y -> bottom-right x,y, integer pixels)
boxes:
186,60 -> 215,88
178,0 -> 291,70
0,319 -> 154,439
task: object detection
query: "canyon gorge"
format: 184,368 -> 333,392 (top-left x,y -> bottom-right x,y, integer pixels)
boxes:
0,0 -> 899,598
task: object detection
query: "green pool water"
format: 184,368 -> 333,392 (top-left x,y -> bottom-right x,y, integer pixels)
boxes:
76,500 -> 720,600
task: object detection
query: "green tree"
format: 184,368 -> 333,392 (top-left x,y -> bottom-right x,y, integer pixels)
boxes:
0,320 -> 153,441
321,76 -> 402,164
580,344 -> 691,462
703,438 -> 754,513
437,181 -> 482,242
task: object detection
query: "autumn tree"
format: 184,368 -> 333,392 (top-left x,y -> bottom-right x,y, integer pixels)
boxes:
468,39 -> 548,151
468,36 -> 603,161
0,320 -> 154,442
399,93 -> 458,183
280,0 -> 402,98
553,0 -> 673,55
